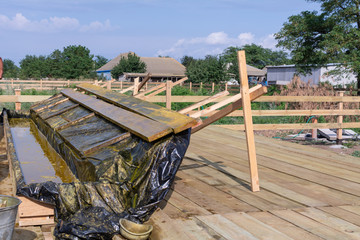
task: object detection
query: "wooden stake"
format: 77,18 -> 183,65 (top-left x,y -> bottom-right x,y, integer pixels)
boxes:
189,82 -> 192,91
238,50 -> 260,192
15,89 -> 21,112
212,82 -> 215,92
166,80 -> 172,109
337,91 -> 345,144
133,77 -> 139,95
312,117 -> 318,139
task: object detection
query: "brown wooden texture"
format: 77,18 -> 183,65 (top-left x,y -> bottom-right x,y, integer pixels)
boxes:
61,88 -> 172,142
77,83 -> 197,133
137,73 -> 152,91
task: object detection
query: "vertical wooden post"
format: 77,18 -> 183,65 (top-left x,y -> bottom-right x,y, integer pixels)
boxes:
15,89 -> 21,112
212,82 -> 215,92
145,82 -> 148,90
107,81 -> 111,90
133,77 -> 139,95
189,82 -> 192,91
166,80 -> 172,109
67,80 -> 70,87
238,50 -> 260,192
311,117 -> 318,139
95,80 -> 99,86
120,81 -> 123,90
200,82 -> 203,90
40,79 -> 43,90
11,79 -> 14,88
337,91 -> 344,144
225,83 -> 228,91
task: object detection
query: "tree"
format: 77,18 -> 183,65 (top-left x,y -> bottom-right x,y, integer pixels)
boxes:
61,45 -> 94,79
180,55 -> 195,68
221,45 -> 291,80
19,55 -> 49,79
186,55 -> 229,84
275,0 -> 360,93
2,59 -> 19,79
48,49 -> 64,78
94,55 -> 108,70
111,53 -> 146,79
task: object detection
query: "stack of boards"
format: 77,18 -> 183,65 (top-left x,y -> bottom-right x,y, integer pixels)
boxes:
30,83 -> 197,157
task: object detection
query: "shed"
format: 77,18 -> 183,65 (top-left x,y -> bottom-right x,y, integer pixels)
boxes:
96,52 -> 186,81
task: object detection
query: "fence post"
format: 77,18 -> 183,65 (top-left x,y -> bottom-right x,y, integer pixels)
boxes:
200,82 -> 203,91
189,82 -> 192,91
225,83 -> 228,91
67,80 -> 70,87
11,79 -> 14,88
212,82 -> 215,92
15,89 -> 21,112
145,82 -> 148,90
133,77 -> 139,95
120,81 -> 123,90
166,80 -> 172,109
337,91 -> 345,144
40,79 -> 43,90
311,117 -> 318,139
107,81 -> 111,90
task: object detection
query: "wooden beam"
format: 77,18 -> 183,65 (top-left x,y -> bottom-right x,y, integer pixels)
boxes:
337,91 -> 345,143
254,95 -> 360,103
178,90 -> 230,114
42,104 -> 79,120
33,97 -> 69,112
166,80 -> 172,109
82,132 -> 131,155
134,83 -> 166,98
190,85 -> 262,118
61,88 -> 172,142
238,50 -> 259,192
219,122 -> 360,131
55,113 -> 95,131
191,86 -> 267,133
119,85 -> 135,94
137,73 -> 152,91
143,77 -> 188,99
132,77 -> 140,95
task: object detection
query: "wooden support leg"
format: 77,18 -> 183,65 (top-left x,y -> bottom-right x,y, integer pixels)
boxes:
238,50 -> 260,192
337,91 -> 344,144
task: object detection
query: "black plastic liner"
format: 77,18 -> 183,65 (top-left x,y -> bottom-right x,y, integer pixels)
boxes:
2,108 -> 191,239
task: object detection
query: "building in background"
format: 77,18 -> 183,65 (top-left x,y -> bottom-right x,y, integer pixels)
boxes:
96,52 -> 186,81
266,64 -> 356,86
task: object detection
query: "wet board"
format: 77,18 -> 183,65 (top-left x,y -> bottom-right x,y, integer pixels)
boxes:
77,83 -> 197,133
61,89 -> 173,142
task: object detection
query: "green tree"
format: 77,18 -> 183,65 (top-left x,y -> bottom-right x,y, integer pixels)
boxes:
19,55 -> 49,79
275,0 -> 360,93
180,55 -> 195,68
111,53 -> 147,79
61,45 -> 94,79
94,55 -> 108,70
186,55 -> 229,84
221,45 -> 291,80
48,49 -> 64,78
2,59 -> 19,79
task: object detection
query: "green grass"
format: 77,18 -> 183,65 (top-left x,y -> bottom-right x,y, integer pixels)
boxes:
351,151 -> 360,157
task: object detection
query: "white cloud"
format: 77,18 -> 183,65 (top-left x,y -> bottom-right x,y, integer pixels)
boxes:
0,13 -> 116,33
156,31 -> 277,59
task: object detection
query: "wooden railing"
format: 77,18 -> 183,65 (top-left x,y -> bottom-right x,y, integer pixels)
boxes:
1,87 -> 359,142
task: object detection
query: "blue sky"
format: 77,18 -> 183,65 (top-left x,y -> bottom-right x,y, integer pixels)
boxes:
0,0 -> 321,65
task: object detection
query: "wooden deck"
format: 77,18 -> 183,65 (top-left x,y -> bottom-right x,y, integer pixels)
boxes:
146,125 -> 360,240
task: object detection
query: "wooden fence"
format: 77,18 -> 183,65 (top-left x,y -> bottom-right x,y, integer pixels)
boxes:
0,79 -> 242,93
2,86 -> 359,142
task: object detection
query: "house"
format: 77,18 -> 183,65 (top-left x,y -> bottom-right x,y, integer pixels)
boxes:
96,52 -> 186,81
226,63 -> 267,85
266,64 -> 356,86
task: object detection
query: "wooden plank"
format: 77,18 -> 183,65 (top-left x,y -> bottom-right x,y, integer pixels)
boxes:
178,90 -> 230,114
19,216 -> 54,227
55,112 -> 95,131
295,207 -> 360,238
254,95 -> 360,103
190,84 -> 262,118
172,218 -> 224,240
191,86 -> 266,133
223,212 -> 293,240
340,206 -> 360,216
196,214 -> 258,240
248,211 -> 323,240
319,207 -> 360,226
143,77 -> 188,99
18,196 -> 54,218
238,50 -> 259,192
33,98 -> 69,112
166,80 -> 172,109
83,132 -> 131,155
271,209 -> 357,240
42,104 -> 79,120
137,73 -> 151,91
61,88 -> 172,142
319,129 -> 337,141
135,83 -> 166,98
219,122 -> 360,131
76,83 -> 197,134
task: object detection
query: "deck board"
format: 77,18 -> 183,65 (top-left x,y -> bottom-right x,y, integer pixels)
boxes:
147,125 -> 360,239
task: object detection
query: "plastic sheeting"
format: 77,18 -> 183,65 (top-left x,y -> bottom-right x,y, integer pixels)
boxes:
2,108 -> 191,239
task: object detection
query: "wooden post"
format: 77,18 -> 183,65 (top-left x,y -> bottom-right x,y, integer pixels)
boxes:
107,81 -> 111,90
311,117 -> 318,139
67,80 -> 70,87
200,82 -> 203,90
337,91 -> 345,144
189,82 -> 192,91
120,81 -> 123,90
40,79 -> 43,90
11,79 -> 14,88
15,89 -> 21,112
145,82 -> 148,90
95,80 -> 99,86
133,77 -> 139,95
238,50 -> 260,192
212,82 -> 215,92
166,80 -> 172,109
225,83 -> 228,91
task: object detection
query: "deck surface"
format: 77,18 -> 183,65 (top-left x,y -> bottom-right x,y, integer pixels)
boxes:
146,125 -> 360,240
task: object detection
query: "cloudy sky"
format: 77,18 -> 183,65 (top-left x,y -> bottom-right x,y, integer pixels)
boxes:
0,0 -> 321,65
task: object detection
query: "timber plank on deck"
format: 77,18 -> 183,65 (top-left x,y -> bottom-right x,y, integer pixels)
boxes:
146,125 -> 360,240
77,83 -> 197,133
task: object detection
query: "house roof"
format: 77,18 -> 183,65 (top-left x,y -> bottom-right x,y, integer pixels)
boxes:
246,65 -> 266,76
96,52 -> 186,77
